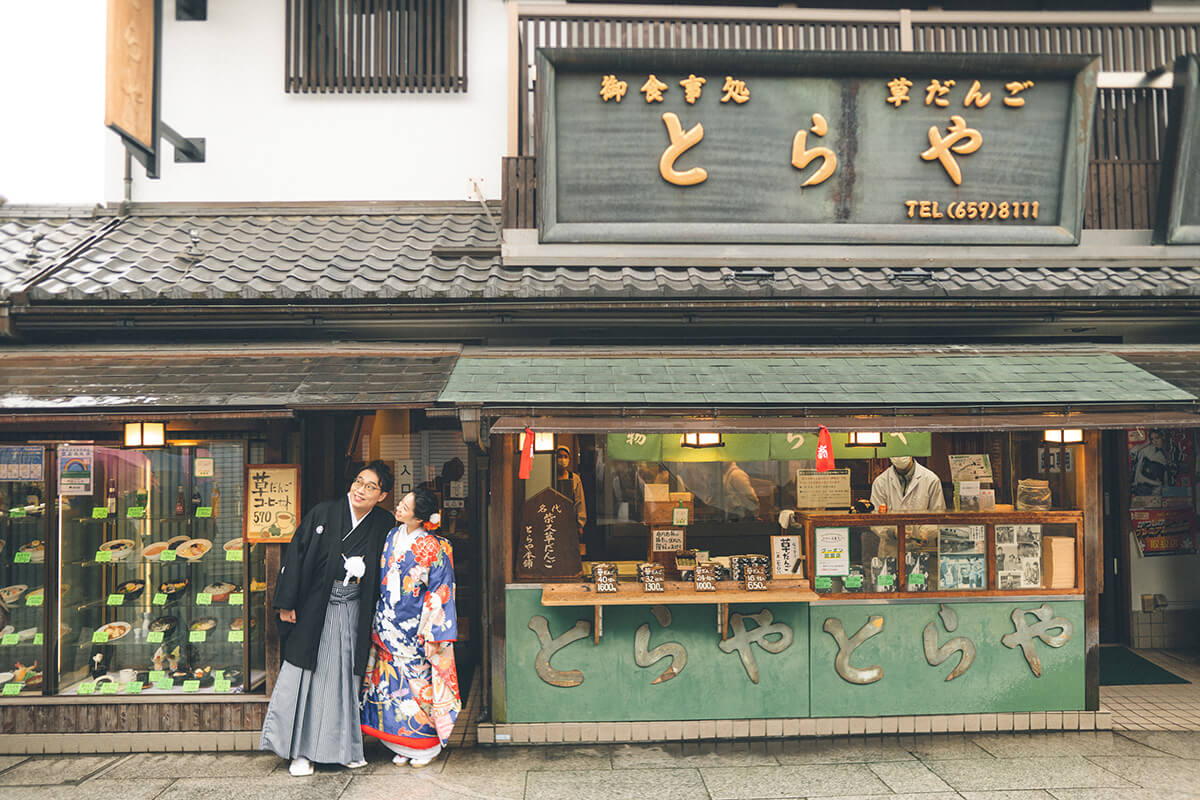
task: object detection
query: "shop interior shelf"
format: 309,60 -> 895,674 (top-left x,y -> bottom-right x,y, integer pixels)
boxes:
541,580 -> 817,606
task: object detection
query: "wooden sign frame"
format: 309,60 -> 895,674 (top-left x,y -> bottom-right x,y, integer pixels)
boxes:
245,464 -> 301,543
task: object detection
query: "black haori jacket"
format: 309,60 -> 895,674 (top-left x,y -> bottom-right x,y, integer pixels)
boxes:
273,498 -> 393,677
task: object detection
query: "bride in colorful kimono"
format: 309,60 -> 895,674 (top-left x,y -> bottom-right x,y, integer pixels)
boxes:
360,487 -> 461,767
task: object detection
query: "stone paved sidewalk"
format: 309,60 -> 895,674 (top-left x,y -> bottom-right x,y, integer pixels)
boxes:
0,730 -> 1197,800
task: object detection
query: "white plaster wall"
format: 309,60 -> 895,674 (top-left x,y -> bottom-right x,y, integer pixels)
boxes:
0,1 -> 108,206
1129,542 -> 1200,611
3,0 -> 508,206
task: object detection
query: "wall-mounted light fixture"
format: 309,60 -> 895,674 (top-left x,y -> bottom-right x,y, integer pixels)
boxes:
680,432 -> 724,449
846,431 -> 883,447
124,421 -> 166,448
518,430 -> 556,453
1043,428 -> 1084,444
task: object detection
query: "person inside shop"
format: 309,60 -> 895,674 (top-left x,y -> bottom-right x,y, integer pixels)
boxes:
722,461 -> 760,520
869,455 -> 946,513
261,460 -> 395,777
360,487 -> 460,769
553,446 -> 588,551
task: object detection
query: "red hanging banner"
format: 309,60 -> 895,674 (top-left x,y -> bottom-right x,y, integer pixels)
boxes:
815,426 -> 836,472
518,427 -> 535,479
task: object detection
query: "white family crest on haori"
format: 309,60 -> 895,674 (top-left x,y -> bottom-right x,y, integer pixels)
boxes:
342,554 -> 366,586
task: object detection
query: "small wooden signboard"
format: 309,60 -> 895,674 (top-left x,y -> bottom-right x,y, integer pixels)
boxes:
245,465 -> 300,543
517,487 -> 583,579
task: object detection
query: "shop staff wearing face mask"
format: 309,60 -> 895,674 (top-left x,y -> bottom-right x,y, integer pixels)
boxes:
869,456 -> 947,513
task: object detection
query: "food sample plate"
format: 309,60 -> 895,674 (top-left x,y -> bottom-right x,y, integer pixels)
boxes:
190,617 -> 217,632
176,539 -> 212,560
223,537 -> 244,552
142,542 -> 169,561
17,540 -> 44,563
149,615 -> 178,635
99,621 -> 132,641
202,582 -> 238,602
159,578 -> 189,599
100,539 -> 135,561
0,585 -> 27,604
116,579 -> 145,598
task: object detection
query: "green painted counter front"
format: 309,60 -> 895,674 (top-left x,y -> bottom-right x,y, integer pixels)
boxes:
504,587 -> 811,722
809,600 -> 1085,717
503,587 -> 1084,723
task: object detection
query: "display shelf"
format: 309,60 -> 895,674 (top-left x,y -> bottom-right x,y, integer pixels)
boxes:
541,580 -> 817,607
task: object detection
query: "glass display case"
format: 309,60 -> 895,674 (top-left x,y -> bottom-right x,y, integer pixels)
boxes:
0,447 -> 49,696
797,511 -> 1083,598
56,442 -> 266,695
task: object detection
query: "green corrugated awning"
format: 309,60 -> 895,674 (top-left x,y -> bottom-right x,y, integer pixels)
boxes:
439,351 -> 1196,407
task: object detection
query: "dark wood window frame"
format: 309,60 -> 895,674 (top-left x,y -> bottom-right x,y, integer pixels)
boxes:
286,0 -> 468,94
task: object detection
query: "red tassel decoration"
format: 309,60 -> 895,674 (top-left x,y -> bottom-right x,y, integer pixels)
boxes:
518,427 -> 535,479
815,425 -> 835,472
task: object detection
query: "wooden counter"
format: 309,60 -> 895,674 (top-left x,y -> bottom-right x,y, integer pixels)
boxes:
541,580 -> 818,642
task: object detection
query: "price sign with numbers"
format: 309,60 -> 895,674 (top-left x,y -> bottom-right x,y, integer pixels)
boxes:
1,634 -> 18,646
160,550 -> 177,562
153,592 -> 167,605
149,670 -> 165,682
95,550 -> 112,563
196,593 -> 212,606
213,679 -> 231,693
156,678 -> 173,691
195,506 -> 212,518
92,631 -> 109,643
107,593 -> 124,606
9,508 -> 25,519
1,683 -> 22,696
182,680 -> 200,692
91,507 -> 109,519
126,681 -> 144,694
100,682 -> 120,695
127,506 -> 145,519
148,631 -> 164,643
25,594 -> 41,607
189,630 -> 206,643
13,552 -> 30,564
229,593 -> 243,606
33,634 -> 42,646
228,630 -> 244,643
77,682 -> 96,695
225,549 -> 243,562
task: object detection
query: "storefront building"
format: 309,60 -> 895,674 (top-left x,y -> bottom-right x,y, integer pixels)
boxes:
2,2 -> 1200,751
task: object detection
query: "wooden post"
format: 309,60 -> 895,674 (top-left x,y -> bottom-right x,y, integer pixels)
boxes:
1083,430 -> 1102,711
486,433 -> 515,722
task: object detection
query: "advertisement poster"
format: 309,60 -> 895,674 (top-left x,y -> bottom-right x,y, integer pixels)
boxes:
1127,428 -> 1195,556
1131,508 -> 1196,557
57,445 -> 94,496
0,446 -> 43,482
815,527 -> 850,577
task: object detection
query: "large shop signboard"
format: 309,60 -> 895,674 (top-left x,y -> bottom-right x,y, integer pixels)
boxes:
537,50 -> 1098,245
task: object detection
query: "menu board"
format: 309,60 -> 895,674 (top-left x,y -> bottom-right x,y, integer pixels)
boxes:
796,468 -> 851,510
245,464 -> 300,543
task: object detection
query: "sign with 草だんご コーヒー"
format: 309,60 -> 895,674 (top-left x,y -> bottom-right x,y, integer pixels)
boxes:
245,465 -> 300,543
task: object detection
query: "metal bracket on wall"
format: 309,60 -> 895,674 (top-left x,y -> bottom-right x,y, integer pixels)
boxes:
162,123 -> 205,164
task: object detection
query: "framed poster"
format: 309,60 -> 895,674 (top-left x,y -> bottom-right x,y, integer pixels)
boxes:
815,527 -> 850,577
245,464 -> 300,543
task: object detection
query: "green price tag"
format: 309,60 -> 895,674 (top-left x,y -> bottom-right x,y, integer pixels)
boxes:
814,576 -> 832,589
33,634 -> 42,646
149,670 -> 165,682
213,679 -> 231,693
229,593 -> 243,606
878,574 -> 896,587
156,678 -> 174,691
107,593 -> 124,606
126,507 -> 145,519
159,550 -> 177,562
213,669 -> 225,680
225,549 -> 243,562
1,683 -> 22,696
95,550 -> 112,563
92,507 -> 109,519
196,593 -> 212,606
910,573 -> 926,586
125,681 -> 144,694
228,630 -> 244,643
14,552 -> 31,564
189,630 -> 206,643
844,575 -> 864,588
77,682 -> 96,695
92,631 -> 109,643
153,593 -> 167,606
9,508 -> 25,519
25,593 -> 42,607
1,634 -> 18,646
182,680 -> 200,693
147,631 -> 164,644
100,682 -> 119,695
195,507 -> 212,518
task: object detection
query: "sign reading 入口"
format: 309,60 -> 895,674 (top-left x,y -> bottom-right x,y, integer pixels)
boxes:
537,49 -> 1098,245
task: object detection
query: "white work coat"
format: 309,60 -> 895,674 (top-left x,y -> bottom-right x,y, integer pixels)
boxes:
870,461 -> 946,513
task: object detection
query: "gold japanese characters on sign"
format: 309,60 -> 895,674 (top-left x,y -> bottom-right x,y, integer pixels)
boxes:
599,70 -> 1039,200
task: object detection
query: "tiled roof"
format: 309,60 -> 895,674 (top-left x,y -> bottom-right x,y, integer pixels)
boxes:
0,216 -> 112,293
1,209 -> 1198,302
18,211 -> 499,301
0,345 -> 460,409
1111,348 -> 1200,400
440,350 -> 1197,406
